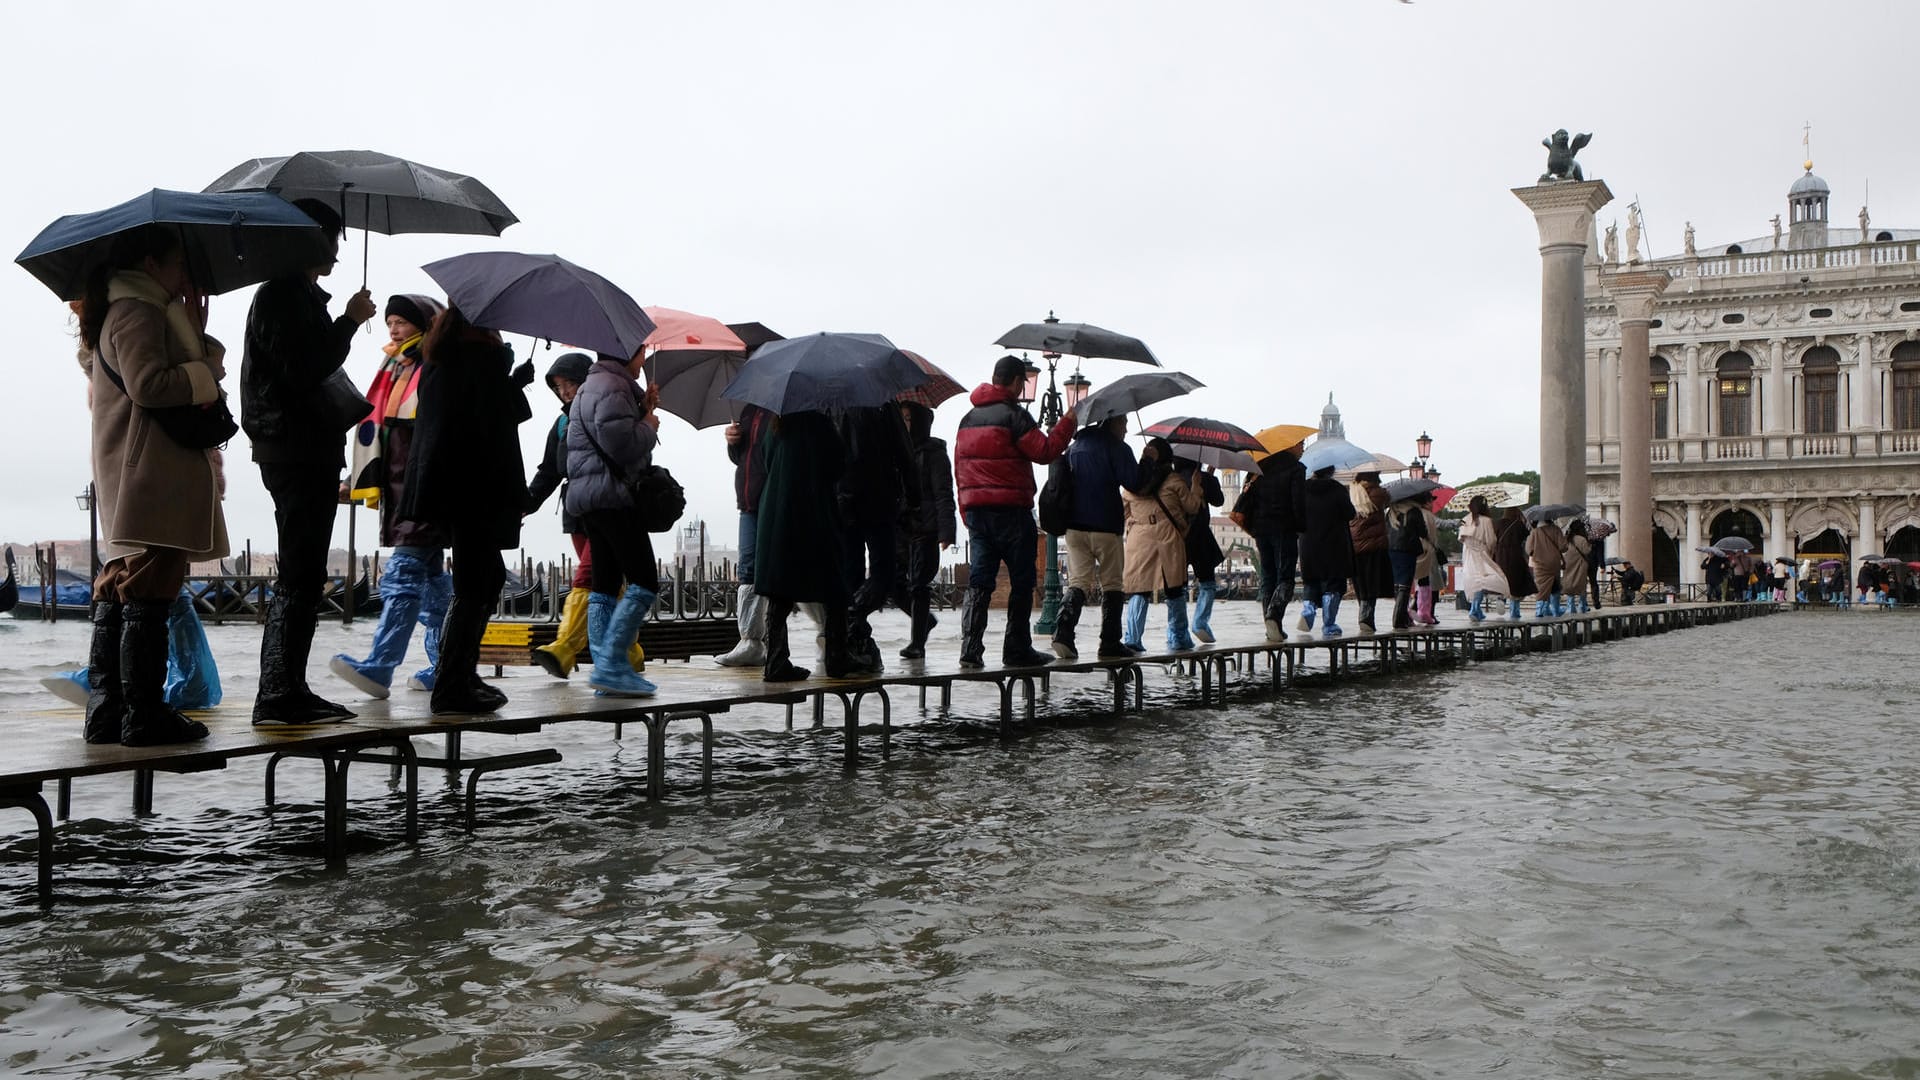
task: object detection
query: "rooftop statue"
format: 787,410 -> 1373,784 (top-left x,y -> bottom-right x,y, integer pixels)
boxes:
1540,129 -> 1592,182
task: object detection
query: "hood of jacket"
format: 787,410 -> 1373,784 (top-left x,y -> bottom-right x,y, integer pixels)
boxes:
970,382 -> 1018,408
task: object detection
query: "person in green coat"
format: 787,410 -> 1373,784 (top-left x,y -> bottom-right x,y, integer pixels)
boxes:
755,410 -> 852,681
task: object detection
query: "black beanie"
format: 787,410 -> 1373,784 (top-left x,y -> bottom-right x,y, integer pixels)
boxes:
384,294 -> 437,332
992,354 -> 1028,385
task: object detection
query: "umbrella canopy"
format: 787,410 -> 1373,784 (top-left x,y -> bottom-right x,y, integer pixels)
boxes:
1523,503 -> 1584,525
1382,477 -> 1440,504
1299,437 -> 1375,474
1074,371 -> 1204,426
1355,451 -> 1408,476
421,251 -> 655,361
1254,424 -> 1317,454
16,189 -> 329,300
639,307 -> 750,429
1818,560 -> 1844,569
719,332 -> 927,414
1428,486 -> 1458,516
1583,518 -> 1618,540
1867,556 -> 1906,565
1695,546 -> 1729,556
1855,552 -> 1884,561
1712,536 -> 1755,553
205,150 -> 517,236
1141,416 -> 1263,452
644,306 -> 745,353
1601,556 -> 1627,566
895,350 -> 966,408
1172,443 -> 1263,475
995,317 -> 1158,366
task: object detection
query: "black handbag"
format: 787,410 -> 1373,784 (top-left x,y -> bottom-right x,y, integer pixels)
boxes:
319,369 -> 373,433
96,353 -> 237,450
577,400 -> 686,534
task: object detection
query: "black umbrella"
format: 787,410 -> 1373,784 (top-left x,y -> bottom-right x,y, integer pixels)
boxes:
1713,536 -> 1755,553
1523,503 -> 1583,524
1601,556 -> 1627,566
1075,371 -> 1203,426
15,189 -> 328,300
648,321 -> 784,428
1141,416 -> 1263,452
995,312 -> 1160,366
207,150 -> 517,283
421,251 -> 655,361
1382,477 -> 1441,504
719,332 -> 928,414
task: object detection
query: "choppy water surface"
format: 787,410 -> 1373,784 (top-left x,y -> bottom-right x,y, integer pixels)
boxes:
0,610 -> 1916,1078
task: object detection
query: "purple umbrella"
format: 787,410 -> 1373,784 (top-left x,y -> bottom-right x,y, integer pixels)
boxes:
421,251 -> 655,361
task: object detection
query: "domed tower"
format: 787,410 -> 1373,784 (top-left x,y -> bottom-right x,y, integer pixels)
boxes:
1319,393 -> 1345,440
1789,163 -> 1830,250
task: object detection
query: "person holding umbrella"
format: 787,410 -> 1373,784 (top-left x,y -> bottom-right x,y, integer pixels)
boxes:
952,355 -> 1076,668
1702,549 -> 1729,602
1171,455 -> 1227,642
1384,493 -> 1427,631
1055,415 -> 1140,659
1298,464 -> 1357,637
1561,518 -> 1593,614
242,198 -> 377,725
715,403 -> 775,668
1494,508 -> 1533,620
1414,491 -> 1445,626
835,404 -> 916,674
756,411 -> 853,681
1346,472 -> 1392,634
328,292 -> 455,702
401,307 -> 533,712
1615,559 -> 1646,604
1120,438 -> 1205,651
1526,513 -> 1568,617
1456,495 -> 1501,622
1232,441 -> 1307,641
75,225 -> 229,746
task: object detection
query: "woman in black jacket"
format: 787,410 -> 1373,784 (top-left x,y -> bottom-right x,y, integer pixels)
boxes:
1297,464 -> 1357,637
892,402 -> 955,659
398,307 -> 531,714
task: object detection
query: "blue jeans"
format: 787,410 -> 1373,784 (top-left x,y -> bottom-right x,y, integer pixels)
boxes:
737,511 -> 758,586
966,507 -> 1038,653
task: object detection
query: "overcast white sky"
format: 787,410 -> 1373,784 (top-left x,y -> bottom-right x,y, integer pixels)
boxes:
3,0 -> 1914,567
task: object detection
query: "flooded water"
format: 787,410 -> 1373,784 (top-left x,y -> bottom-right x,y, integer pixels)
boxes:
0,608 -> 1916,1077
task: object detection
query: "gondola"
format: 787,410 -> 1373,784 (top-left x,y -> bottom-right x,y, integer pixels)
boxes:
0,549 -> 17,613
8,566 -> 92,620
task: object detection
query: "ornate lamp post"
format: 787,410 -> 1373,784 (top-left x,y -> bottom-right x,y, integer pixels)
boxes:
1407,431 -> 1436,481
1025,316 -> 1093,635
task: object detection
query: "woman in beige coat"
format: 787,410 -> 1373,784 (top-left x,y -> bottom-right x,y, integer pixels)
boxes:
1525,517 -> 1567,618
1120,438 -> 1206,651
77,225 -> 230,747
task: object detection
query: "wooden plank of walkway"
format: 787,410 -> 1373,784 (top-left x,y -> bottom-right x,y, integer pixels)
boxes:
0,600 -> 1776,904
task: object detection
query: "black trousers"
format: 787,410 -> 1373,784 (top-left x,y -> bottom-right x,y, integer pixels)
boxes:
582,509 -> 656,597
258,461 -> 339,598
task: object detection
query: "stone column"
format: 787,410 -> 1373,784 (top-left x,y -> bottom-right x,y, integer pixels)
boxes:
1603,269 -> 1670,577
1765,339 -> 1786,434
1859,498 -> 1878,553
1684,501 -> 1703,585
1679,344 -> 1701,436
1599,348 -> 1620,441
1770,500 -> 1789,560
1515,180 -> 1613,508
1852,332 -> 1875,431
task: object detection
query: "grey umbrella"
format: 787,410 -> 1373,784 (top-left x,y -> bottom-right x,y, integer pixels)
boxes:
1382,477 -> 1441,504
1172,443 -> 1263,475
995,312 -> 1160,366
1712,536 -> 1755,553
649,322 -> 785,429
1298,437 -> 1375,474
719,332 -> 928,414
421,251 -> 656,361
1074,371 -> 1203,425
1523,503 -> 1584,524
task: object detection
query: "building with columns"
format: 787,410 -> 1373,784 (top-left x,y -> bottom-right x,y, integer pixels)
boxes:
1584,162 -> 1920,585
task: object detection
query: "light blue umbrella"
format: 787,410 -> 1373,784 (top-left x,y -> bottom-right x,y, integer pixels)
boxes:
1299,437 -> 1374,473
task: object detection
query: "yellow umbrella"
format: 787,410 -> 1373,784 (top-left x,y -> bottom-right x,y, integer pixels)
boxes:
1255,424 -> 1317,454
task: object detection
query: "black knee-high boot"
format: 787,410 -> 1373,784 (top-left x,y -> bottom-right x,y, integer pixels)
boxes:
120,600 -> 208,747
763,599 -> 810,682
1052,587 -> 1087,660
83,600 -> 124,744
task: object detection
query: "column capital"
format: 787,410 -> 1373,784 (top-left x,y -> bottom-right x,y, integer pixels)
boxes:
1601,268 -> 1672,323
1513,179 -> 1615,249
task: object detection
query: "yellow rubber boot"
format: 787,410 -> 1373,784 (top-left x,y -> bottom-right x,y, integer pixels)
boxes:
534,588 -> 589,678
629,639 -> 646,672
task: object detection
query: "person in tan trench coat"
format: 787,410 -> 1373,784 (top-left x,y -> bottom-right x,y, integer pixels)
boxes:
1120,438 -> 1206,652
77,224 -> 229,747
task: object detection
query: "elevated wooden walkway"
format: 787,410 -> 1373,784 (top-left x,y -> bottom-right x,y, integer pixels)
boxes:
0,600 -> 1777,905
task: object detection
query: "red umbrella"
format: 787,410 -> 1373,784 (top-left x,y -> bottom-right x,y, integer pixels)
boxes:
894,350 -> 965,408
1429,486 -> 1458,514
1141,416 -> 1263,452
642,306 -> 751,429
644,306 -> 745,353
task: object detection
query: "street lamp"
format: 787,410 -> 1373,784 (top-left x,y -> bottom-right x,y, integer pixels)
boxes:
1029,312 -> 1077,635
74,482 -> 99,577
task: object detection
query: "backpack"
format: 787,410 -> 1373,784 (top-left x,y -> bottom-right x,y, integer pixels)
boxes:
1037,457 -> 1075,536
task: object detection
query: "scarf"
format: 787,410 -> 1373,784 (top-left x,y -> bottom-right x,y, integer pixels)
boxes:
107,270 -> 210,366
348,334 -> 425,506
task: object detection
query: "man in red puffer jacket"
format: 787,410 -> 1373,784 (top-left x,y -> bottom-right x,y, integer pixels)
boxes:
952,355 -> 1076,667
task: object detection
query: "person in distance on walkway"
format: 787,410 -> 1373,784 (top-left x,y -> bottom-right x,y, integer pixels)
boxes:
1561,518 -> 1593,614
714,403 -> 774,668
951,355 -> 1075,668
1526,514 -> 1568,618
893,402 -> 956,660
1413,490 -> 1444,626
1384,493 -> 1427,631
1494,507 -> 1533,621
1054,414 -> 1139,660
1171,454 -> 1226,643
1297,463 -> 1356,638
1120,438 -> 1205,651
1455,495 -> 1502,622
1614,559 -> 1645,605
1232,440 -> 1306,641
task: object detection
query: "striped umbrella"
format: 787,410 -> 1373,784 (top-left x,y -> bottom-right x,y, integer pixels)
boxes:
894,350 -> 965,408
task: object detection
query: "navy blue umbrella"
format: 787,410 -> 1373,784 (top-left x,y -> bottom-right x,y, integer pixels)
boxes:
421,252 -> 655,361
719,332 -> 928,414
15,189 -> 328,300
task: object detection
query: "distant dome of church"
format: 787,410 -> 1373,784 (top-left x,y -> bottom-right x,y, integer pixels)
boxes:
1790,168 -> 1830,196
1319,393 -> 1344,439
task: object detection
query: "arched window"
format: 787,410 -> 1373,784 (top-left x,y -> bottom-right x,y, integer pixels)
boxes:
1650,355 -> 1671,439
1717,352 -> 1754,436
1894,341 -> 1920,431
1802,346 -> 1841,434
